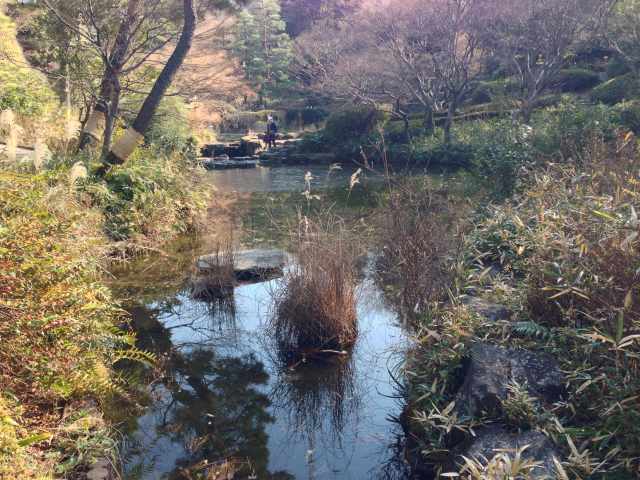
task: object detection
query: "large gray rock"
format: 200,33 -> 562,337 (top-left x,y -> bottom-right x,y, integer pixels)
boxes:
461,296 -> 513,322
457,343 -> 564,417
456,426 -> 560,479
240,136 -> 264,156
197,249 -> 288,283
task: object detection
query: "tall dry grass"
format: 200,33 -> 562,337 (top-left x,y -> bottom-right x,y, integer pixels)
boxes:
191,234 -> 235,301
377,178 -> 465,321
269,218 -> 359,363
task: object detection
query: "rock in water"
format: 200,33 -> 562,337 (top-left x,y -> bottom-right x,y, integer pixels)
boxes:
240,136 -> 264,156
456,343 -> 564,417
455,426 -> 560,479
197,249 -> 288,283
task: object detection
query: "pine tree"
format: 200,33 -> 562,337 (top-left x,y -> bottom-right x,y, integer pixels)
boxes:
232,0 -> 292,105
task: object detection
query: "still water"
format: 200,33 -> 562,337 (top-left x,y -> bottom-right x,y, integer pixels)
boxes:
120,166 -> 411,479
206,164 -> 385,193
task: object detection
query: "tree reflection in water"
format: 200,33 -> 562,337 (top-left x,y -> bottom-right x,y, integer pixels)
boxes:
120,266 -> 410,479
124,302 -> 293,480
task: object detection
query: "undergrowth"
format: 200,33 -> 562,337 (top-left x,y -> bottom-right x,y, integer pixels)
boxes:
0,171 -> 153,478
405,134 -> 640,478
78,147 -> 210,252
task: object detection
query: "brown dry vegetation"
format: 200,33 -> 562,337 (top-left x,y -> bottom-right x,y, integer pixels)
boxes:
270,217 -> 359,363
406,134 -> 640,478
191,233 -> 235,301
376,178 -> 467,321
151,12 -> 254,135
0,171 -> 152,477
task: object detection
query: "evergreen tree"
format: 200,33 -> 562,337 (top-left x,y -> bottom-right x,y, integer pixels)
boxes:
232,0 -> 292,104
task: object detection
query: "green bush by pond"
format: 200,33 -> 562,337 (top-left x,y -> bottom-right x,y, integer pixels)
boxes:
591,73 -> 640,105
81,147 -> 210,247
556,68 -> 601,92
615,100 -> 640,134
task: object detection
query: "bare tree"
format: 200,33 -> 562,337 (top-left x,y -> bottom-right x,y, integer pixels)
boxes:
486,0 -> 611,122
42,0 -> 184,153
295,0 -> 490,144
606,0 -> 640,75
369,0 -> 489,144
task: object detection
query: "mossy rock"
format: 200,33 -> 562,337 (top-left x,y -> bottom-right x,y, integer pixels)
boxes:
591,74 -> 640,105
556,68 -> 601,92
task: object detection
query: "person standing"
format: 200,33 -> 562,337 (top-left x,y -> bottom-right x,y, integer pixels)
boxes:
266,115 -> 278,149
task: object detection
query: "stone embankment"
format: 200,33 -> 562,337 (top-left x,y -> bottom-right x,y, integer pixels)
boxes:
406,296 -> 567,478
199,134 -> 336,170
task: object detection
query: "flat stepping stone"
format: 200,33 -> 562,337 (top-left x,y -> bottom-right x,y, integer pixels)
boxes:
196,249 -> 288,283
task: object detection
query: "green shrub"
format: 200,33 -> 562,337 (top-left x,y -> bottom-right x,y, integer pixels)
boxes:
607,55 -> 632,78
411,136 -> 474,169
384,118 -> 425,144
297,131 -> 328,153
83,148 -> 209,245
531,99 -> 618,160
469,78 -> 519,105
284,107 -> 328,127
556,68 -> 601,92
466,119 -> 534,199
323,107 -> 384,145
615,100 -> 640,134
591,73 -> 640,105
145,97 -> 196,157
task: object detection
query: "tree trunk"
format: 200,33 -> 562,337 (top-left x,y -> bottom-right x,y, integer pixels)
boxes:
521,87 -> 538,123
423,106 -> 434,136
101,78 -> 121,157
78,0 -> 141,151
402,113 -> 410,143
443,101 -> 457,146
98,0 -> 197,175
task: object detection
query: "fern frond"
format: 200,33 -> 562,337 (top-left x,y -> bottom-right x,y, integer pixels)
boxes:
113,348 -> 156,367
512,321 -> 551,340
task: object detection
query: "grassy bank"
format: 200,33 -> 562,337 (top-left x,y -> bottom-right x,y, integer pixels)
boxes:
395,112 -> 640,477
0,171 -> 157,477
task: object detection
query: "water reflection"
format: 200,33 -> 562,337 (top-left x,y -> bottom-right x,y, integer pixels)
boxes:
271,355 -> 360,443
125,303 -> 292,479
208,165 -> 381,194
121,261 -> 411,479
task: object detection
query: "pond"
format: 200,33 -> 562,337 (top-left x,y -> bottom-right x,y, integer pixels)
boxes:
117,165 -> 415,479
206,164 -> 386,194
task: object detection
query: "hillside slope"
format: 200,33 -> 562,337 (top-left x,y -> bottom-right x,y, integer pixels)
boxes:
0,1 -> 56,118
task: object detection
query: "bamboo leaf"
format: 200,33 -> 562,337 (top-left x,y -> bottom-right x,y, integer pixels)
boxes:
18,432 -> 52,447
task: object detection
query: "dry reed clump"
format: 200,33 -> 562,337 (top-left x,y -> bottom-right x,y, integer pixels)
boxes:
377,178 -> 465,321
191,234 -> 235,301
270,218 -> 359,363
